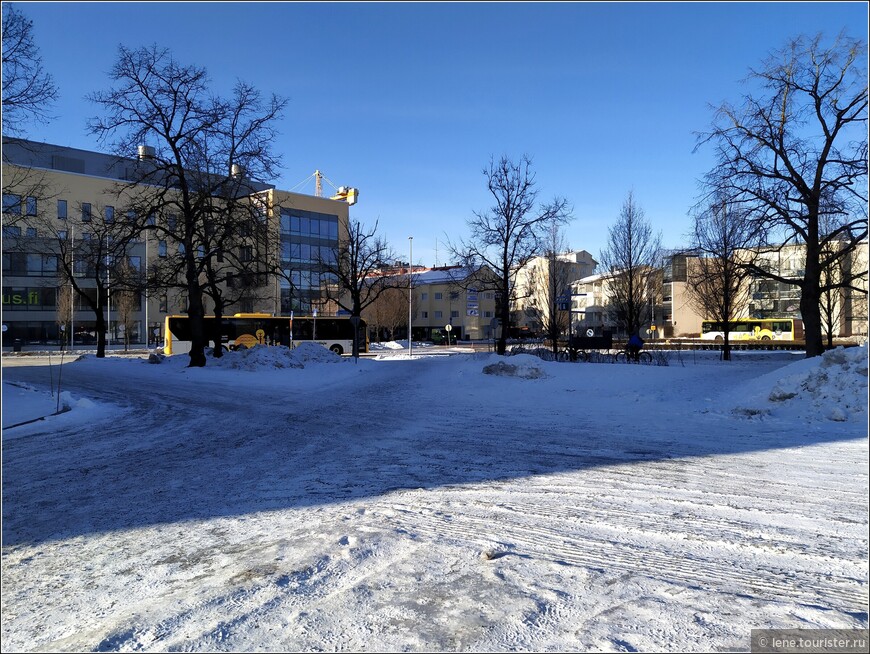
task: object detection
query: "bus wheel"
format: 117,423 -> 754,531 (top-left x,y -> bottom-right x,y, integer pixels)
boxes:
714,335 -> 724,342
330,344 -> 343,355
761,335 -> 771,341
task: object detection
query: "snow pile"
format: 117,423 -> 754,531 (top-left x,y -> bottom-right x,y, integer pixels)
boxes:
370,341 -> 407,350
730,345 -> 868,422
215,342 -> 342,370
482,355 -> 547,380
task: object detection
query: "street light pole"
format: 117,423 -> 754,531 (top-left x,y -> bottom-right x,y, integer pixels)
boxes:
106,231 -> 111,348
408,236 -> 413,358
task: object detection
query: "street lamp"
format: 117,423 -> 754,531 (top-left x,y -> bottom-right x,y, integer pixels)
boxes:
408,236 -> 413,358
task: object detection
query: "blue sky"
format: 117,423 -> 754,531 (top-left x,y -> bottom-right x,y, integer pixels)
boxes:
8,1 -> 868,267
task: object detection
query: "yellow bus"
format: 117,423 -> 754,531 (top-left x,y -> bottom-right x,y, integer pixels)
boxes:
163,313 -> 368,355
700,318 -> 803,342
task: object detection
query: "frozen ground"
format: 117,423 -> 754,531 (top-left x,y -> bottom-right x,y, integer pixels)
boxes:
1,344 -> 868,652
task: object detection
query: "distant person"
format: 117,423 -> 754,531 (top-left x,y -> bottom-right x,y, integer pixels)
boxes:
627,332 -> 645,362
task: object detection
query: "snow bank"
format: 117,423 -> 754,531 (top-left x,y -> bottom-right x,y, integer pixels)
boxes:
370,340 -> 408,350
150,342 -> 343,371
2,381 -> 107,434
728,345 -> 868,423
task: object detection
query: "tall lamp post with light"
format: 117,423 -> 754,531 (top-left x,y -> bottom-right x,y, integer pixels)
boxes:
408,236 -> 413,358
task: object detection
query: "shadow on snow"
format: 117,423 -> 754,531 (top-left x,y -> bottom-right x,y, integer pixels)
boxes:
2,355 -> 865,547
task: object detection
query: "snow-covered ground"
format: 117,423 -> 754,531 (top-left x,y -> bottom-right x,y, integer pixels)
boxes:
2,344 -> 867,652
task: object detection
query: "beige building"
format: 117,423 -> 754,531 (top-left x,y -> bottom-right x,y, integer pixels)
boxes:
410,266 -> 499,341
570,243 -> 868,341
570,272 -> 613,336
512,250 -> 597,335
660,245 -> 868,339
2,138 -> 352,348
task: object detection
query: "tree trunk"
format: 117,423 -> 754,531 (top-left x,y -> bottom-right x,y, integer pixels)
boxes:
212,304 -> 224,358
800,283 -> 824,357
95,303 -> 106,358
186,279 -> 207,367
497,268 -> 509,356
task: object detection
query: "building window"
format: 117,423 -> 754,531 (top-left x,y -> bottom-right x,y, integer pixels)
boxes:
434,292 -> 443,300
167,214 -> 176,231
26,227 -> 37,238
58,230 -> 67,240
2,193 -> 21,214
239,246 -> 252,262
81,203 -> 92,222
422,311 -> 428,318
484,311 -> 493,318
126,210 -> 136,222
147,212 -> 156,226
42,254 -> 57,274
451,310 -> 459,318
450,292 -> 459,300
159,294 -> 168,312
434,310 -> 442,319
105,206 -> 114,223
158,240 -> 167,257
240,298 -> 254,313
421,292 -> 428,301
57,199 -> 68,220
2,225 -> 21,237
25,197 -> 38,216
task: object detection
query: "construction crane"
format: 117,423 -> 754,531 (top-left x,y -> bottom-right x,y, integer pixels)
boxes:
287,170 -> 358,205
290,170 -> 358,205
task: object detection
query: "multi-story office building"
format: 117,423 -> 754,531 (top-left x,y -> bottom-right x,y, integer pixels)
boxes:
2,138 -> 352,347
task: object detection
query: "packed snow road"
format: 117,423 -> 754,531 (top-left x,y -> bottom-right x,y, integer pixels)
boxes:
2,347 -> 867,651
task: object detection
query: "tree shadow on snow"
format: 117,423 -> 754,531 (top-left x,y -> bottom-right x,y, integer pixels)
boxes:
2,357 -> 866,547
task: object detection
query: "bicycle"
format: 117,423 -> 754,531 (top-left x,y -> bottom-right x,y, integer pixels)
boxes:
559,347 -> 615,363
614,348 -> 653,364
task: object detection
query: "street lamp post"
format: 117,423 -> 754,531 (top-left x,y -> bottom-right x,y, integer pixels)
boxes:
106,232 -> 111,349
408,236 -> 413,358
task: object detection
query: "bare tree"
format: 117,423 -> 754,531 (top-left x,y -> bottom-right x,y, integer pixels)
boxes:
1,5 -> 58,231
318,219 -> 400,357
449,155 -> 571,355
1,4 -> 58,136
599,191 -> 662,339
42,203 -> 140,357
686,199 -> 758,361
88,45 -> 285,367
696,32 -> 868,357
520,218 -> 573,355
113,258 -> 141,352
55,272 -> 74,348
817,221 -> 867,347
362,286 -> 408,342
